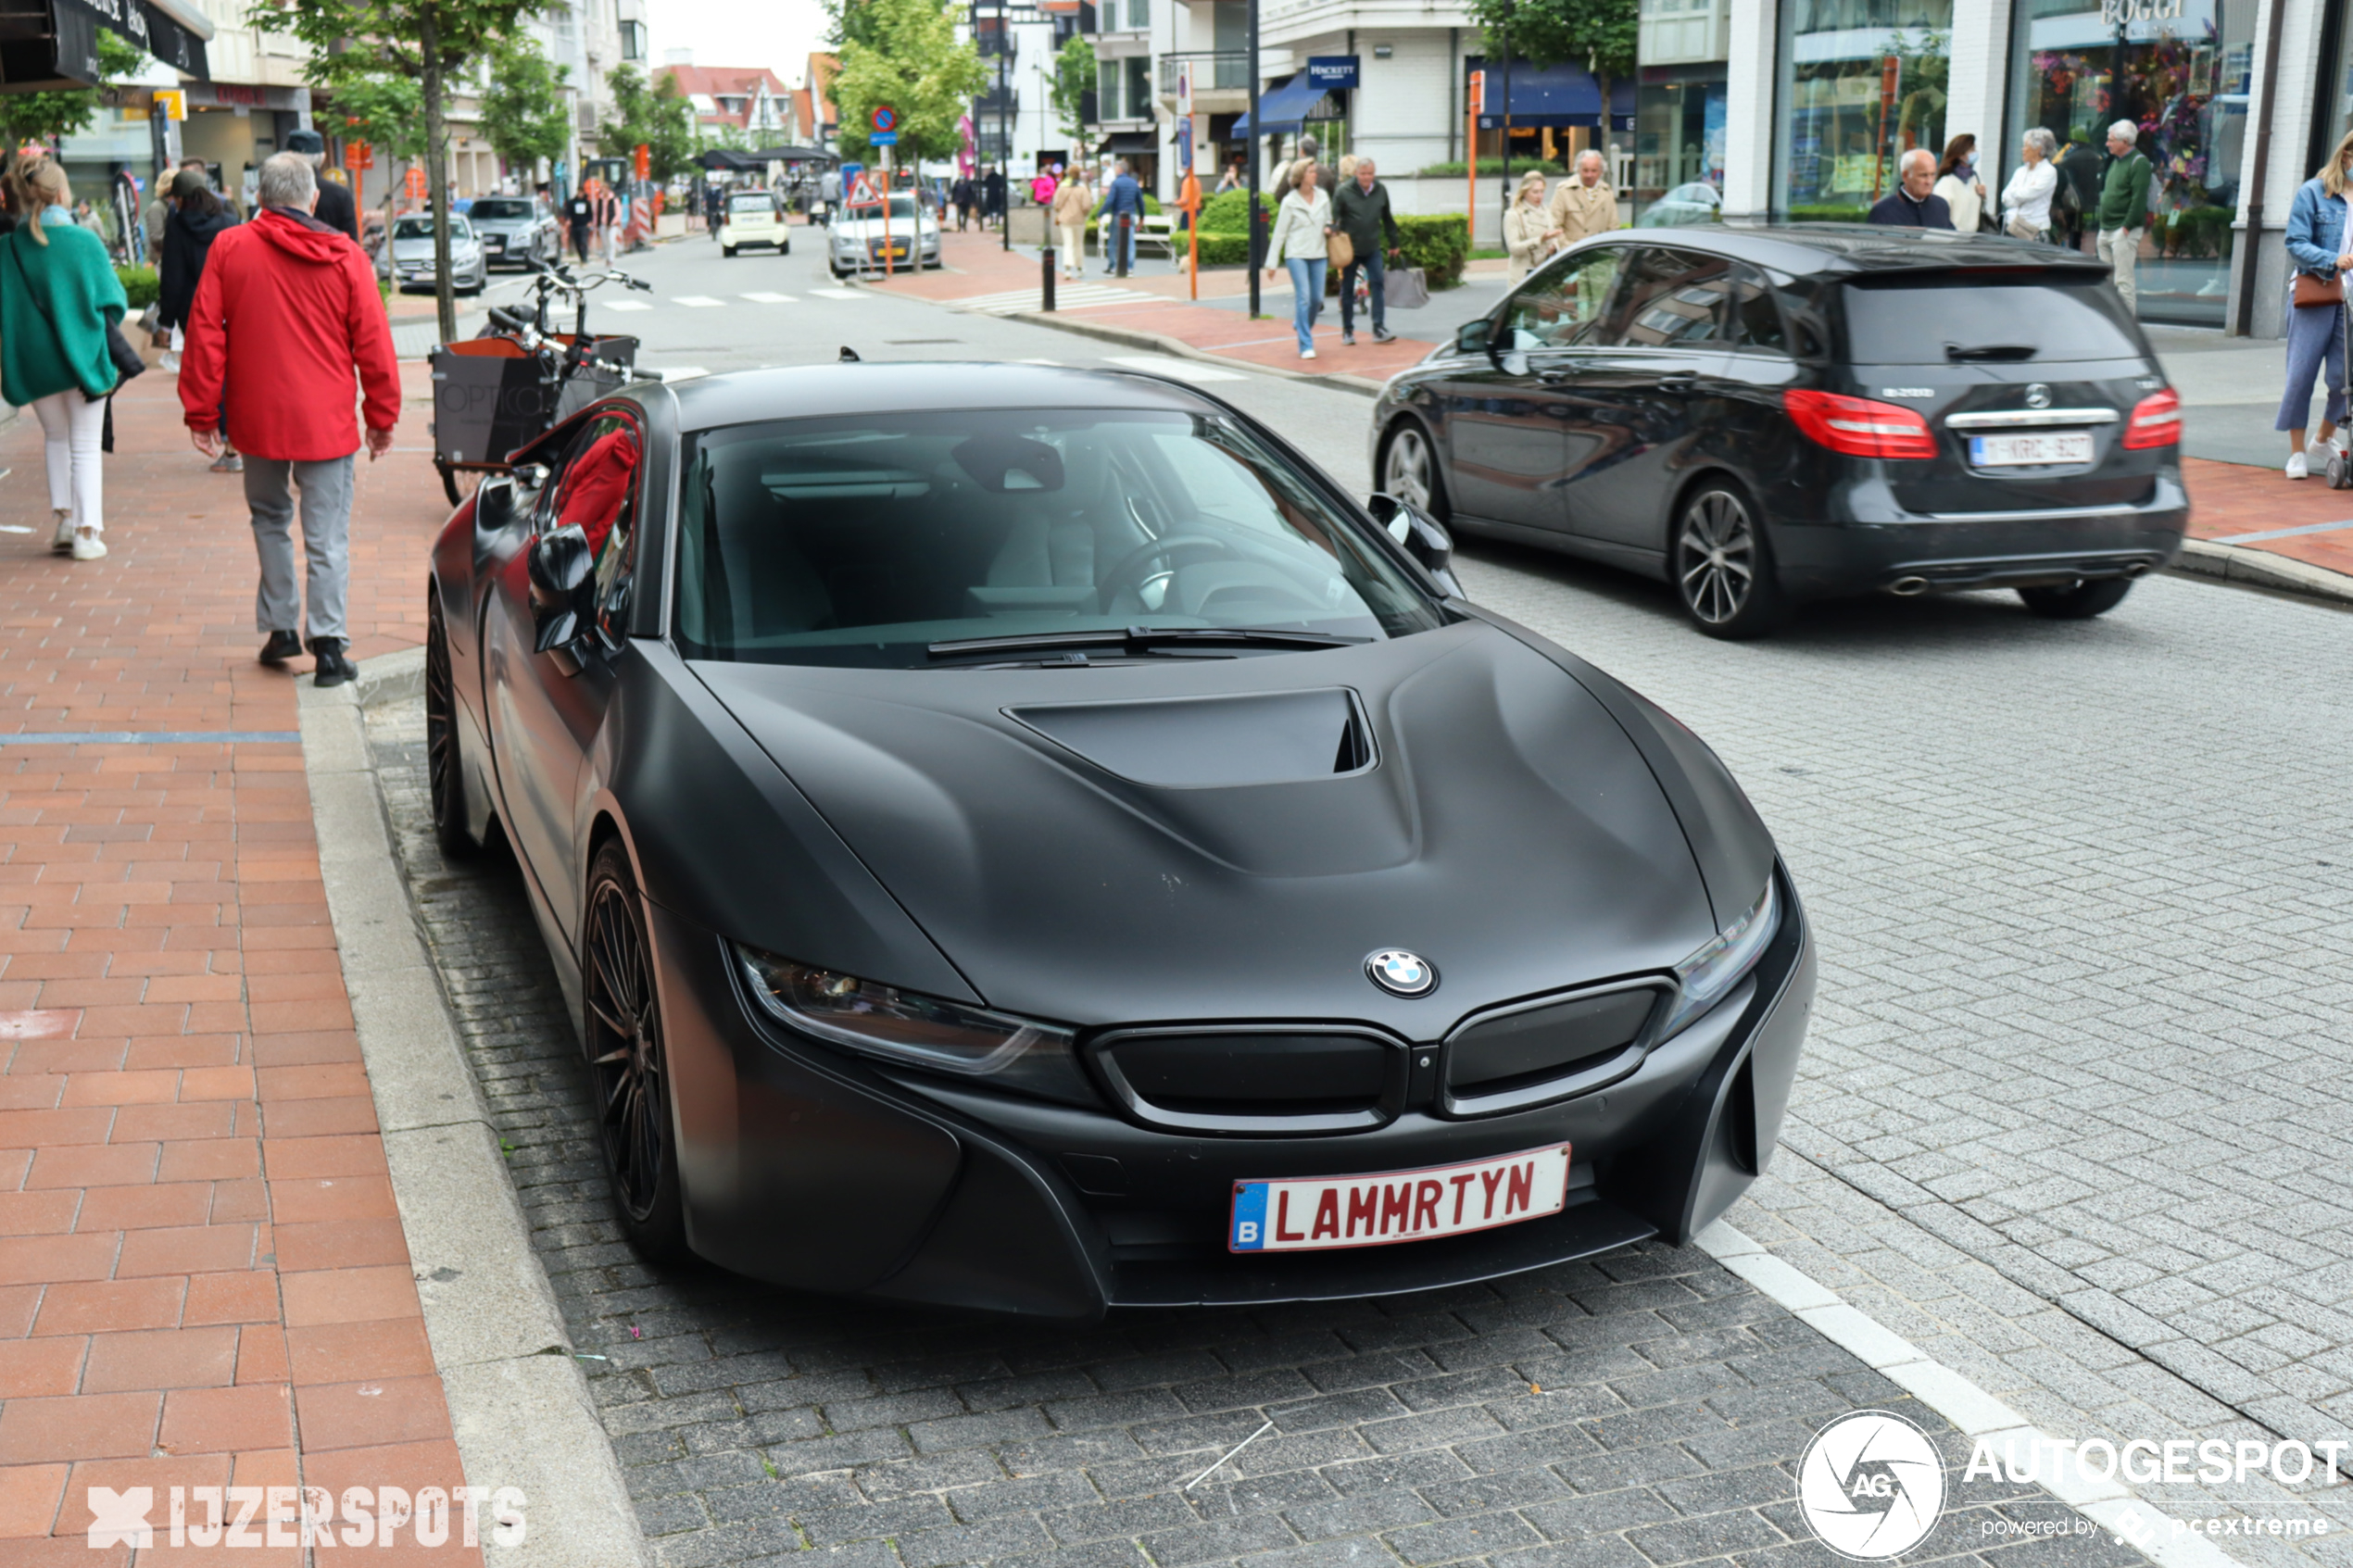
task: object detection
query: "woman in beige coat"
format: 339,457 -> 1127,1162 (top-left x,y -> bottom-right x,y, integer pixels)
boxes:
1052,172 -> 1092,280
1504,170 -> 1558,282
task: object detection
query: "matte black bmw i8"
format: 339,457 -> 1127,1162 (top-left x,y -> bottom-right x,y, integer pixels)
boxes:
424,362 -> 1815,1319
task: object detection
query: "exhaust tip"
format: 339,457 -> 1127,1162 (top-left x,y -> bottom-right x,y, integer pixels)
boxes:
2124,561 -> 2150,577
1886,576 -> 1930,596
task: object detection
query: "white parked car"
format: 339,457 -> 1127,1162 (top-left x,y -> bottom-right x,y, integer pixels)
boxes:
827,194 -> 939,276
380,213 -> 489,294
721,190 -> 791,257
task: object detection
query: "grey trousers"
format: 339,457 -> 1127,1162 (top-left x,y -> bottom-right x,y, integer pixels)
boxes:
245,452 -> 354,642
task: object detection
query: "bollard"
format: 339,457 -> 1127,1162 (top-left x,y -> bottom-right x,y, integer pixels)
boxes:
1116,214 -> 1132,279
1042,245 -> 1056,311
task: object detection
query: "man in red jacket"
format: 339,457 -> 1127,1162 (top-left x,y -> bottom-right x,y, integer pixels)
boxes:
180,151 -> 398,687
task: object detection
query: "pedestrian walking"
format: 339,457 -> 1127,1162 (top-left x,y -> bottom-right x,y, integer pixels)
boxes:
1933,134 -> 1988,232
984,167 -> 1006,227
1052,168 -> 1091,279
2053,129 -> 2100,249
1330,156 -> 1400,346
142,178 -> 170,258
157,169 -> 242,471
586,180 -> 620,266
2002,128 -> 2059,240
566,186 -> 595,261
1546,150 -> 1617,247
1503,170 -> 1557,282
284,128 -> 360,243
1264,158 -> 1333,359
2275,131 -> 2353,481
951,174 -> 975,231
2095,120 -> 2154,314
1095,158 -> 1146,274
0,156 -> 128,561
1866,149 -> 1955,228
817,167 -> 840,225
177,152 -> 398,687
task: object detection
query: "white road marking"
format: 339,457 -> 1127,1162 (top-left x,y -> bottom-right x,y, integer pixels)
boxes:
1103,354 -> 1248,383
673,295 -> 726,307
739,291 -> 797,304
807,286 -> 863,299
951,282 -> 1163,315
602,298 -> 653,311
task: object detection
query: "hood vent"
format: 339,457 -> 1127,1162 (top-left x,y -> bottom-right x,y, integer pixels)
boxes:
1009,688 -> 1375,788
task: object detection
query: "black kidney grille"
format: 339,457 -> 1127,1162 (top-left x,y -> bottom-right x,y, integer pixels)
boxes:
1101,1032 -> 1391,1115
1447,987 -> 1661,1096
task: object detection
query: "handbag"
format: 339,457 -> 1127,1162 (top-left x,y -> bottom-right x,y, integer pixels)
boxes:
5,233 -> 145,397
1327,229 -> 1354,270
1385,266 -> 1430,311
2294,270 -> 2342,308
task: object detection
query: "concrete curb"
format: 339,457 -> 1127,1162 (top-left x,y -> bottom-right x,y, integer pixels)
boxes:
300,657 -> 650,1568
1696,1222 -> 2253,1568
2171,537 -> 2353,608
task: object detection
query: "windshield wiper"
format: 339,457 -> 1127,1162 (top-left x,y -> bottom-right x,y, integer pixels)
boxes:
1944,343 -> 2038,361
926,625 -> 1370,660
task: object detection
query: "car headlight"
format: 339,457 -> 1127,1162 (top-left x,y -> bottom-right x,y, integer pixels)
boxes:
735,945 -> 1093,1104
1661,880 -> 1777,1037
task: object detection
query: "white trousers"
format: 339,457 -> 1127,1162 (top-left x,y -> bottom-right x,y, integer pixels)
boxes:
1059,223 -> 1085,270
30,390 -> 105,535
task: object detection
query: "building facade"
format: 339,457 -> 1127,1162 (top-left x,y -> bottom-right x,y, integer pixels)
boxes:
1715,0 -> 2353,334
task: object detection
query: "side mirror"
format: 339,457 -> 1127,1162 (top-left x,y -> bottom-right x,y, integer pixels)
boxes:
527,524 -> 596,659
1455,319 -> 1491,356
1366,493 -> 1463,599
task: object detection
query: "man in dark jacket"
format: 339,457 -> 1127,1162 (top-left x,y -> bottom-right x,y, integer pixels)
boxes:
283,128 -> 359,242
179,153 -> 398,688
157,169 -> 238,381
566,188 -> 595,260
1867,148 -> 1954,228
1331,157 -> 1403,345
1094,159 -> 1146,273
983,167 -> 1006,225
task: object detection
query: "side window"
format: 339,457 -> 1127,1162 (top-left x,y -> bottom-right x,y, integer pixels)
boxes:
1500,245 -> 1623,350
546,412 -> 644,621
1728,264 -> 1790,354
1602,247 -> 1732,348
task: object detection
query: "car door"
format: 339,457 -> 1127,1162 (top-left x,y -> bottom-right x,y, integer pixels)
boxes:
1432,245 -> 1626,530
483,408 -> 644,940
1552,245 -> 1741,562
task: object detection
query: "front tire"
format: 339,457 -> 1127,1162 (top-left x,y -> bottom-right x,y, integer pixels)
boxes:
1380,421 -> 1449,521
584,841 -> 686,1261
723,245 -> 736,257
2018,578 -> 2133,619
424,593 -> 477,859
1674,483 -> 1786,638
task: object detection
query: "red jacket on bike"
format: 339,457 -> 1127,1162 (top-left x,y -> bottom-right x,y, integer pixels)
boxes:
178,207 -> 399,462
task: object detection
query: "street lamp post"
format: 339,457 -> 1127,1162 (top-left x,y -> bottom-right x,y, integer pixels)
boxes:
1246,0 -> 1260,318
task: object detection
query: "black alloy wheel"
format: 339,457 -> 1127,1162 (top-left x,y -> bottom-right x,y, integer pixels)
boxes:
2018,578 -> 2134,619
1674,484 -> 1785,639
423,595 -> 475,859
584,842 -> 686,1258
1381,422 -> 1448,521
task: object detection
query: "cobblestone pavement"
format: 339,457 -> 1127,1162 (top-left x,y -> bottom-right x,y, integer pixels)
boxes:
360,699 -> 2119,1568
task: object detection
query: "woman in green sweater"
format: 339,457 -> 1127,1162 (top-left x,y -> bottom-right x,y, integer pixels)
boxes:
0,156 -> 129,560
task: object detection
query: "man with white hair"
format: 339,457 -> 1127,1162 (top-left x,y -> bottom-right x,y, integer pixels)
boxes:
1866,147 -> 1955,228
177,151 -> 398,688
2095,119 -> 2153,312
1547,148 -> 1617,245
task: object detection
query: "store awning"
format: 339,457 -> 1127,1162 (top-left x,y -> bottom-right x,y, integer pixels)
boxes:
1232,74 -> 1339,137
751,144 -> 835,162
1100,130 -> 1155,154
1470,58 -> 1634,130
698,148 -> 765,170
4,0 -> 212,91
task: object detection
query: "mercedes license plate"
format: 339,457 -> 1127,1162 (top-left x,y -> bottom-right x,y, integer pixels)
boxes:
1229,1144 -> 1570,1252
1969,432 -> 2094,467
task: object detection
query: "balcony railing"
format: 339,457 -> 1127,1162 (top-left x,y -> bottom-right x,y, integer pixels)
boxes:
1156,51 -> 1249,95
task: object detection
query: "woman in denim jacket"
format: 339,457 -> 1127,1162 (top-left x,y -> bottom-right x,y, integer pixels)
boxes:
2277,131 -> 2353,479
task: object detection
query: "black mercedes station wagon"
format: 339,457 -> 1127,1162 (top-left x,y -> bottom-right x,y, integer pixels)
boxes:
1371,225 -> 2189,637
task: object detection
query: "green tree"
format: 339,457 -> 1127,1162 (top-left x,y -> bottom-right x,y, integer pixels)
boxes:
1050,37 -> 1095,145
249,0 -> 542,342
830,0 -> 986,164
481,38 -> 572,184
824,0 -> 884,50
0,33 -> 148,159
328,71 -> 426,236
599,65 -> 698,184
1466,0 -> 1637,138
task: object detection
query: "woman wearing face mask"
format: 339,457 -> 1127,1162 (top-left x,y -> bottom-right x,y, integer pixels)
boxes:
0,156 -> 129,560
1933,134 -> 1988,233
2276,130 -> 2353,480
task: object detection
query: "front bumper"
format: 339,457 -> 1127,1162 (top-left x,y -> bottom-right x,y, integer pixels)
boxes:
647,869 -> 1815,1319
1771,471 -> 2189,598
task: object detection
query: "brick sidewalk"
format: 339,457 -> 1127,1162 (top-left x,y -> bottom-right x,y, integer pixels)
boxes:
2180,455 -> 2353,580
0,368 -> 476,1560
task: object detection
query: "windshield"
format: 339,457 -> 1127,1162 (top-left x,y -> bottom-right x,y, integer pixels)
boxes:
392,217 -> 470,241
849,195 -> 921,222
470,199 -> 533,220
1842,273 -> 2142,364
674,408 -> 1445,668
730,194 -> 774,214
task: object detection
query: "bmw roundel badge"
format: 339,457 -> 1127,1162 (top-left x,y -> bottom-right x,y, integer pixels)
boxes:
1365,949 -> 1438,997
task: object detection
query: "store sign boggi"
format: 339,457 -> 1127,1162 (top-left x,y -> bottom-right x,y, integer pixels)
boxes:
2098,0 -> 2186,24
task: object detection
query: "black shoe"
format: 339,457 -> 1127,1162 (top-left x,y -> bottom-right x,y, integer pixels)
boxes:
310,637 -> 357,688
259,630 -> 303,664
1373,327 -> 1396,343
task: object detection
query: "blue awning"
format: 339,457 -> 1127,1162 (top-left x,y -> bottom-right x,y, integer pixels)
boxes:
1469,57 -> 1635,129
1233,74 -> 1338,137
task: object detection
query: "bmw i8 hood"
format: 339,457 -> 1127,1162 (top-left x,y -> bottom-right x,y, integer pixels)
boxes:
691,620 -> 1731,1035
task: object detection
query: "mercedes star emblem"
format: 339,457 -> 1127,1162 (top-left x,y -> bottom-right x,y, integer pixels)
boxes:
2024,383 -> 2053,409
1365,949 -> 1438,997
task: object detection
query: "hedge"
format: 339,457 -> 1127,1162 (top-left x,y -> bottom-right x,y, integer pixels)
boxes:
1184,212 -> 1469,290
1408,158 -> 1567,180
116,265 -> 158,310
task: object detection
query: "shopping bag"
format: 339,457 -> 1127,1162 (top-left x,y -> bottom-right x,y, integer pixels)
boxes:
1385,266 -> 1430,311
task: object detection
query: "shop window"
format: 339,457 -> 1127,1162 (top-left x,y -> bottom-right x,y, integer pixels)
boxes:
1774,0 -> 1951,221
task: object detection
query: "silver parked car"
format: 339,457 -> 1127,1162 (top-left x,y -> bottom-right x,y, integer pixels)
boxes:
464,194 -> 561,269
380,214 -> 489,294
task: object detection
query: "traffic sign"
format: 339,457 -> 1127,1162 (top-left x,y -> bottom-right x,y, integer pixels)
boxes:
1176,62 -> 1192,117
404,166 -> 427,199
871,131 -> 897,145
871,105 -> 897,132
1176,116 -> 1193,172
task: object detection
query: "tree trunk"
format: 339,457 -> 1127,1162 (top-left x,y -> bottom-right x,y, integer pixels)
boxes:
421,0 -> 457,344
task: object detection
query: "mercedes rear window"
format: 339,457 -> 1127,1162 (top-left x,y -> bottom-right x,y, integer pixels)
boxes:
1840,272 -> 2144,365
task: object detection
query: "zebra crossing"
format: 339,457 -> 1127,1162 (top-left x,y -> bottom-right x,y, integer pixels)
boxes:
949,282 -> 1164,316
598,292 -> 812,313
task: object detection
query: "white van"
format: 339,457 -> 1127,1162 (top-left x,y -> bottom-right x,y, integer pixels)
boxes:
720,191 -> 790,257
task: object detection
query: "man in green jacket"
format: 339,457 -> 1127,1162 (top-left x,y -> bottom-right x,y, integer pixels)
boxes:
2096,119 -> 2154,314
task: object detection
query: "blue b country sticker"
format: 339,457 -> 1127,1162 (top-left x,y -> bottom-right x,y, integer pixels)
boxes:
1228,1145 -> 1570,1252
1229,1181 -> 1269,1250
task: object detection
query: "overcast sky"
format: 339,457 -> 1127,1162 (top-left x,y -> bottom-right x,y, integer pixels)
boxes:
646,0 -> 833,86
